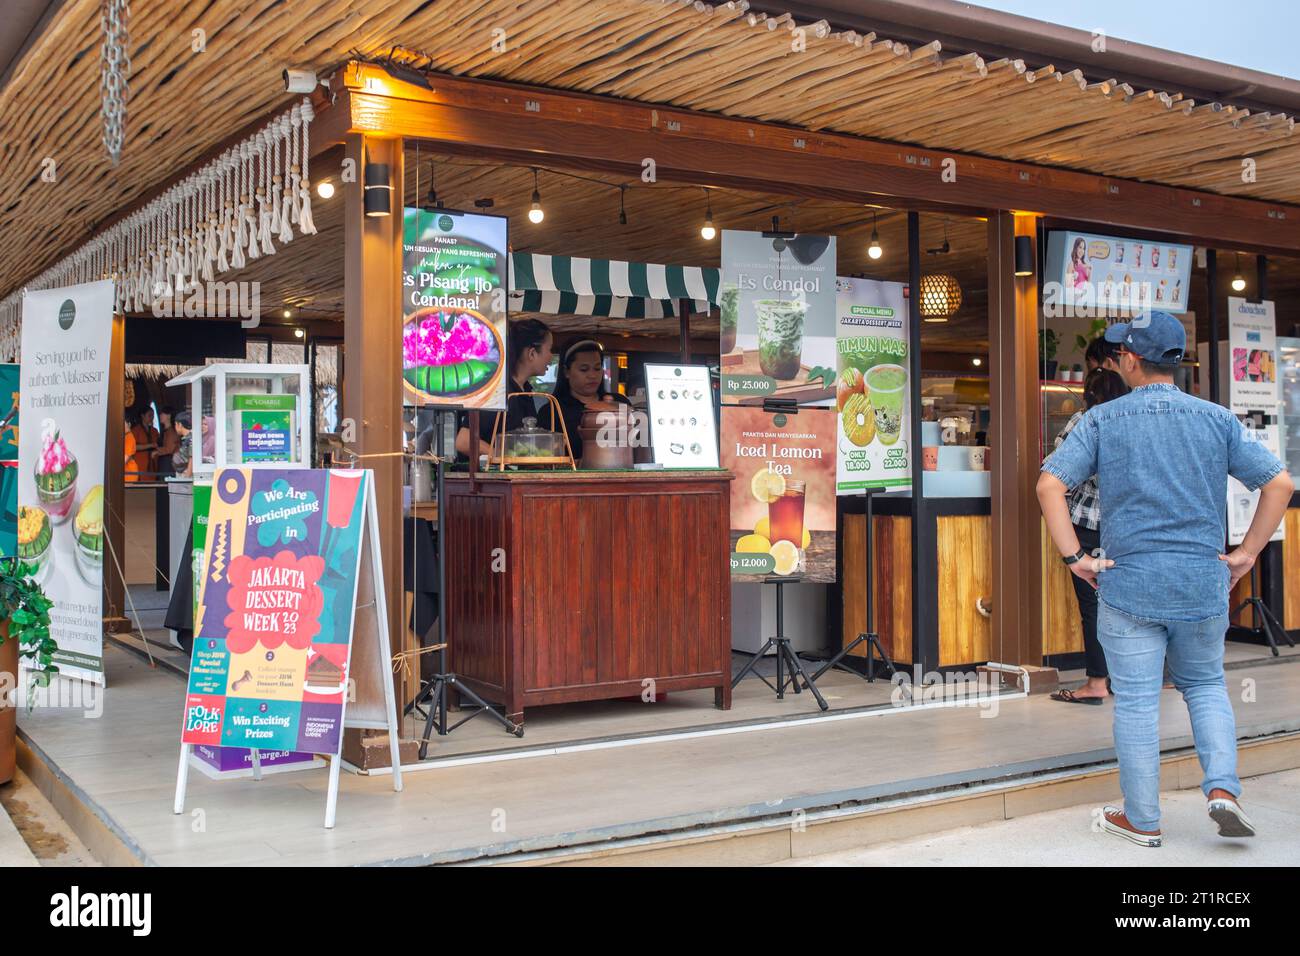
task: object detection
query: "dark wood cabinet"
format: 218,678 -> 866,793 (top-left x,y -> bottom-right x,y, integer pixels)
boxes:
442,470 -> 733,726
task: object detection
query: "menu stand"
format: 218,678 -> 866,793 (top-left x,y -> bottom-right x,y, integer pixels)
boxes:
813,487 -> 898,683
731,578 -> 829,710
1231,561 -> 1295,657
404,405 -> 521,758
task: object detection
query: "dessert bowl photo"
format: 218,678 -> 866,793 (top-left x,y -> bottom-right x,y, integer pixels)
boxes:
73,483 -> 104,585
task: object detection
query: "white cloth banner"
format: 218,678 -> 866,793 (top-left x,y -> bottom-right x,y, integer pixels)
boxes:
18,281 -> 114,684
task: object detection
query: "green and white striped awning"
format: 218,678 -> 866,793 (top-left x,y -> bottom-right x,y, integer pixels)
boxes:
509,253 -> 719,318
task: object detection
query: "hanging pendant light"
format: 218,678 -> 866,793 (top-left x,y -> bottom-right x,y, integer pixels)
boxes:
1231,252 -> 1247,292
919,273 -> 962,321
700,189 -> 716,241
867,211 -> 882,260
528,167 -> 545,224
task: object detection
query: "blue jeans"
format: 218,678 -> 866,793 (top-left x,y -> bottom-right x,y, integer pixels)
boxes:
1096,601 -> 1239,831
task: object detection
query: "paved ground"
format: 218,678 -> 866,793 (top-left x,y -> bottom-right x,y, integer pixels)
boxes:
777,768 -> 1300,866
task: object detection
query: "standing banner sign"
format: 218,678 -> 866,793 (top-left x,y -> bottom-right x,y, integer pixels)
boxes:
1226,297 -> 1284,546
174,468 -> 402,828
721,406 -> 837,583
18,281 -> 114,684
0,363 -> 19,558
719,230 -> 837,406
834,278 -> 911,493
402,207 -> 509,411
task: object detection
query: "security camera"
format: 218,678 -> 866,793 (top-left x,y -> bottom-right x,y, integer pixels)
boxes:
283,69 -> 321,94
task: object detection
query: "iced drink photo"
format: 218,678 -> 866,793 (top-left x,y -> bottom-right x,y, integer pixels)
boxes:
719,284 -> 739,354
754,298 -> 805,380
865,363 -> 906,445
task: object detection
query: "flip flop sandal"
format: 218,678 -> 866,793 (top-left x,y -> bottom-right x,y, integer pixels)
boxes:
1050,689 -> 1104,705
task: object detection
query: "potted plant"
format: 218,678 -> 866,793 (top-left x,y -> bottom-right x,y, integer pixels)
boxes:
1074,317 -> 1109,357
0,557 -> 57,785
1039,328 -> 1059,381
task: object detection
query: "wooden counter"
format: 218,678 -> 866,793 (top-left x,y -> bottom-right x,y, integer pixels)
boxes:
442,469 -> 733,726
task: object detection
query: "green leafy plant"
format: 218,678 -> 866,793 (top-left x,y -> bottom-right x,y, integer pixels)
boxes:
0,557 -> 58,695
1039,328 -> 1058,363
1074,318 -> 1108,353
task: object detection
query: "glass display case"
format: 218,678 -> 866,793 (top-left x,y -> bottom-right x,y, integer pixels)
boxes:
165,363 -> 312,477
1040,380 -> 1088,458
1281,337 -> 1300,476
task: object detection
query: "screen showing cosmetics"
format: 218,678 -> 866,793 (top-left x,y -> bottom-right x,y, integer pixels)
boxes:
1044,230 -> 1193,315
645,364 -> 719,467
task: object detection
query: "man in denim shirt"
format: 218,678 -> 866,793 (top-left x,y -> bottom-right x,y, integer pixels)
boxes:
1038,310 -> 1292,847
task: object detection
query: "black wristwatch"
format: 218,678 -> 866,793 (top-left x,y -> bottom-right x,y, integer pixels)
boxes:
1061,548 -> 1088,566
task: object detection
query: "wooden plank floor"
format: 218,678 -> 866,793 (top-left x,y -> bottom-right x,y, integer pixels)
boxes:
17,644 -> 1300,866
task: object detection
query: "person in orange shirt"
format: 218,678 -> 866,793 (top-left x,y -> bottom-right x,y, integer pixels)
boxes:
124,420 -> 139,483
130,408 -> 158,478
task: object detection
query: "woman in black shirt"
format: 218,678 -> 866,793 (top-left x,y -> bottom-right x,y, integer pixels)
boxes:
454,318 -> 554,460
551,338 -> 632,460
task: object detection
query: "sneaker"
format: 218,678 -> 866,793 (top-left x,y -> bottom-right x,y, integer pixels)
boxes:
1207,791 -> 1255,838
1099,805 -> 1162,847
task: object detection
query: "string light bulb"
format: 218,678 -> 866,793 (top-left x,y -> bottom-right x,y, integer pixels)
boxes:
315,180 -> 334,199
701,190 -> 716,241
867,211 -> 882,260
1231,254 -> 1247,292
528,168 -> 545,224
294,328 -> 305,339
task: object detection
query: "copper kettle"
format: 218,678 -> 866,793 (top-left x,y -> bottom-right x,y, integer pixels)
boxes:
578,404 -> 636,469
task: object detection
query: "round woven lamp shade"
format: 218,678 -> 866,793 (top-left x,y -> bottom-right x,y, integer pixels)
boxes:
919,273 -> 962,320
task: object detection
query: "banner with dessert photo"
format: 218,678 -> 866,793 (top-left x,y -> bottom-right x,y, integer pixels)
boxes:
719,229 -> 837,407
402,207 -> 509,411
721,406 -> 837,583
1226,297 -> 1284,546
834,277 -> 911,493
181,468 -> 371,755
17,281 -> 113,684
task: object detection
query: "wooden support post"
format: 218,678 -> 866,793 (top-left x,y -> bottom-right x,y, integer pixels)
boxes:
343,133 -> 408,721
103,313 -> 128,631
987,212 -> 1043,666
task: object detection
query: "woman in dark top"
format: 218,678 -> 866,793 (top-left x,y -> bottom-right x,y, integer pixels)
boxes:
454,318 -> 554,460
551,338 -> 631,460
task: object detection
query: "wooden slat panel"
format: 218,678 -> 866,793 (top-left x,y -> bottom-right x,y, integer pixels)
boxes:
445,488 -> 509,693
936,516 -> 993,666
841,513 -> 912,664
1041,519 -> 1086,656
1285,508 -> 1300,631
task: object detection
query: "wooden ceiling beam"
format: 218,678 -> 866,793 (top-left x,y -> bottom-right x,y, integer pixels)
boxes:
335,62 -> 1300,255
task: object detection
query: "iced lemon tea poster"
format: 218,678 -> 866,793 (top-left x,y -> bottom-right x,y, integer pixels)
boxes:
402,207 -> 508,411
721,406 -> 837,583
719,229 -> 836,406
835,277 -> 911,493
181,468 -> 370,755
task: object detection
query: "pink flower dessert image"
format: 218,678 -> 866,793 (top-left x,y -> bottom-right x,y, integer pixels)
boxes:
35,418 -> 78,524
402,307 -> 503,401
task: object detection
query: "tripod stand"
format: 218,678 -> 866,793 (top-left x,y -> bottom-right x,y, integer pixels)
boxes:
403,407 -> 520,759
731,579 -> 829,710
813,487 -> 897,683
1231,560 -> 1295,658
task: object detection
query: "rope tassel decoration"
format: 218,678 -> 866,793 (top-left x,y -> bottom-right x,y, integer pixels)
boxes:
0,98 -> 317,348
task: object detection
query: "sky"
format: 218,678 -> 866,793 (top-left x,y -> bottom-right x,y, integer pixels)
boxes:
970,0 -> 1299,80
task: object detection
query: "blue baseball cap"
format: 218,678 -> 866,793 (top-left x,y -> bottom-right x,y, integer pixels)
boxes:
1104,310 -> 1185,366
